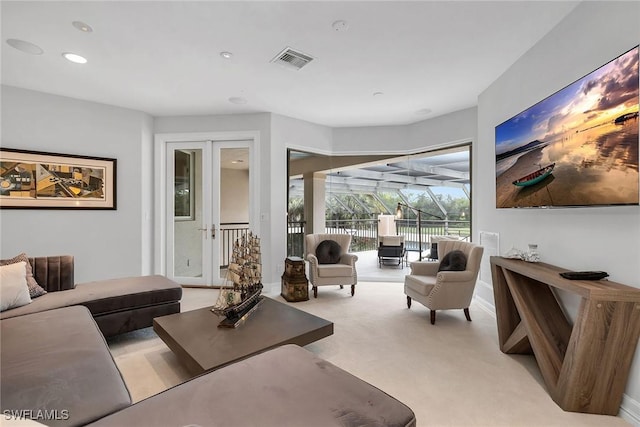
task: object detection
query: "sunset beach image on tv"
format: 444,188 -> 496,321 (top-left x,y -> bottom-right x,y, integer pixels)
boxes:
495,46 -> 639,208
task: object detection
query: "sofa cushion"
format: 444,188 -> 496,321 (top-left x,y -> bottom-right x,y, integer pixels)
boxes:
0,306 -> 132,427
0,275 -> 181,320
1,253 -> 47,298
76,275 -> 182,316
86,344 -> 416,427
438,250 -> 467,272
316,240 -> 342,264
0,261 -> 32,311
404,275 -> 436,296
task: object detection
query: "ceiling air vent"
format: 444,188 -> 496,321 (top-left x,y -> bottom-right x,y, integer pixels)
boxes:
270,47 -> 314,71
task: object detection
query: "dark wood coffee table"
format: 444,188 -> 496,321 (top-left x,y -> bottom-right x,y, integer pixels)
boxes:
153,297 -> 333,375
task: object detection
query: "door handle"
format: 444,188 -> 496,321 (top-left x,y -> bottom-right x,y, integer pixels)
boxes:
198,225 -> 208,239
211,224 -> 216,239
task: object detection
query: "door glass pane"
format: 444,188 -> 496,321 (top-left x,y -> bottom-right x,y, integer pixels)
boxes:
174,150 -> 194,219
174,149 -> 203,278
219,147 -> 250,280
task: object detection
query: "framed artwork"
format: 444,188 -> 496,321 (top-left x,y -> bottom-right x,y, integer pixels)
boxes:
0,148 -> 117,209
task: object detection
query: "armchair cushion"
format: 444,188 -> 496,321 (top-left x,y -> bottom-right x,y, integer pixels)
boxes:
404,275 -> 436,296
317,264 -> 354,278
438,250 -> 467,272
316,240 -> 342,264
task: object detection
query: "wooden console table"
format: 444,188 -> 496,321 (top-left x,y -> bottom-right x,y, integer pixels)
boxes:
490,256 -> 640,415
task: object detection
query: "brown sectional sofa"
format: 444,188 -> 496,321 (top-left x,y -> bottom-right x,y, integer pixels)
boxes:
1,305 -> 416,426
87,344 -> 416,427
1,256 -> 416,426
0,255 -> 182,337
1,306 -> 132,427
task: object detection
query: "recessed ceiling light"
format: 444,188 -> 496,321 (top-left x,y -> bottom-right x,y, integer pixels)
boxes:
416,108 -> 432,115
231,160 -> 245,164
72,21 -> 93,33
220,51 -> 233,59
228,97 -> 247,105
6,39 -> 43,55
373,92 -> 384,97
332,20 -> 349,32
62,52 -> 87,64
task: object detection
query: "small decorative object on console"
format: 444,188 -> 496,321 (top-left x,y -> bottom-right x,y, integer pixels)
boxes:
524,244 -> 540,262
560,271 -> 609,280
504,247 -> 525,260
212,232 -> 263,327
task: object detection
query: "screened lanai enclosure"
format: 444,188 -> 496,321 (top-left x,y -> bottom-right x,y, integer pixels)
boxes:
287,146 -> 471,276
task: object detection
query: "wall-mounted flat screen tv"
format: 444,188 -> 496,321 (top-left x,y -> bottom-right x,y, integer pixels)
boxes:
495,46 -> 639,208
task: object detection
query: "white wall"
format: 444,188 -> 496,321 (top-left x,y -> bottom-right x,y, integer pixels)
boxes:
332,107 -> 477,155
270,113 -> 333,274
475,1 -> 640,419
332,124 -> 410,155
140,113 -> 154,275
0,85 -> 153,282
272,113 -> 333,155
220,168 -> 249,223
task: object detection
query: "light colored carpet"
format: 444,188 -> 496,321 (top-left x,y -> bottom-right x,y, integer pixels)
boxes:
107,283 -> 630,426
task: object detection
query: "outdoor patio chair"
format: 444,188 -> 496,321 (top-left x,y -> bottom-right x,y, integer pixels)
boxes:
404,240 -> 483,324
305,233 -> 358,298
377,235 -> 405,267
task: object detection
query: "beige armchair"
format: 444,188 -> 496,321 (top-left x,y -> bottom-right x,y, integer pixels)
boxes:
305,233 -> 358,298
404,240 -> 484,324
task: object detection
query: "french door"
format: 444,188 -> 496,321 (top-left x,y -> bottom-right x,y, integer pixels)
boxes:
165,140 -> 252,286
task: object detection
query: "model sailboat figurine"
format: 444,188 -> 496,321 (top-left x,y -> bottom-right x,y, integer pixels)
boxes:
212,232 -> 264,327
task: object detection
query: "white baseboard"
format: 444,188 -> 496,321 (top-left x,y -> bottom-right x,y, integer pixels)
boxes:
473,293 -> 496,318
620,394 -> 640,426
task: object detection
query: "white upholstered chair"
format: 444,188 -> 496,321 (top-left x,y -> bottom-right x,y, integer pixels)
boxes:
305,233 -> 358,298
404,240 -> 484,324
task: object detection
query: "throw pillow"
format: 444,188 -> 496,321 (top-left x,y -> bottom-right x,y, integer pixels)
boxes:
438,250 -> 467,272
0,253 -> 47,298
315,240 -> 342,264
0,261 -> 33,311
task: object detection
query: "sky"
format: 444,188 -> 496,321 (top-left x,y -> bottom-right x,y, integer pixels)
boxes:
495,46 -> 639,156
